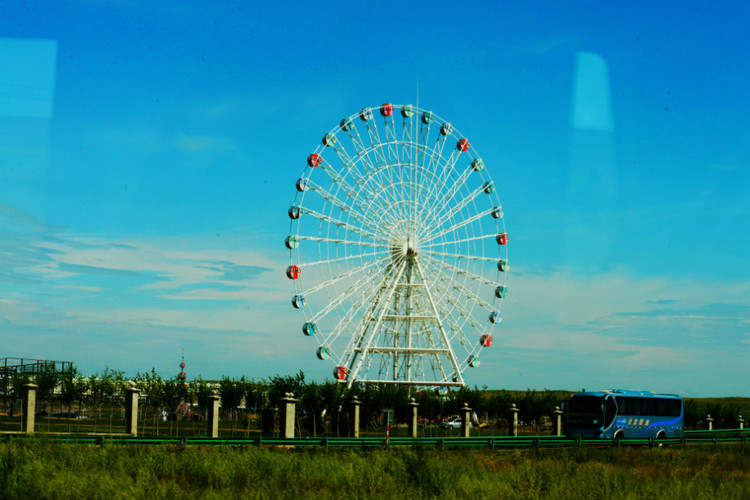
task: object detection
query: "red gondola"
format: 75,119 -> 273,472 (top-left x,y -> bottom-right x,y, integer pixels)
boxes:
333,366 -> 348,381
286,265 -> 301,280
380,103 -> 394,117
307,153 -> 321,167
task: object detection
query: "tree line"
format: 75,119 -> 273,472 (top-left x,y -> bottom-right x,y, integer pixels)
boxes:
2,364 -> 744,430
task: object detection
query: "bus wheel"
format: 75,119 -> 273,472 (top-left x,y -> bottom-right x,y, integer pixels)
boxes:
655,430 -> 667,448
613,431 -> 623,446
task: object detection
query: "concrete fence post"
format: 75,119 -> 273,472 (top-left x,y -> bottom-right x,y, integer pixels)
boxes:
22,380 -> 38,434
460,402 -> 472,438
125,382 -> 140,436
704,414 -> 714,431
208,393 -> 221,438
408,398 -> 419,438
510,403 -> 519,437
736,415 -> 744,430
553,406 -> 563,436
350,395 -> 361,438
281,392 -> 297,439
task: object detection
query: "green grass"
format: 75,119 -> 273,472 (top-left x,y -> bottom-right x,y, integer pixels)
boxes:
1,441 -> 748,499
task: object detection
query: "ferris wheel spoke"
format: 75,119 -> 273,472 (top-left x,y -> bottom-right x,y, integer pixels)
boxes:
328,141 -> 369,186
422,232 -> 496,251
417,135 -> 448,213
297,249 -> 388,269
421,249 -> 497,263
419,256 -> 480,320
417,184 -> 487,240
419,163 -> 475,228
382,115 -> 400,166
310,265 -> 388,324
316,158 -> 396,228
316,162 -> 359,202
416,148 -> 462,223
345,125 -> 379,178
322,279 -> 385,353
426,297 -> 477,351
437,164 -> 475,207
413,122 -> 435,221
330,140 -> 398,220
422,206 -> 497,244
299,206 -> 389,244
331,135 -> 410,225
332,260 -> 406,359
422,253 -> 499,288
423,264 -> 495,314
304,180 -> 385,235
365,120 -> 390,169
300,256 -> 387,296
297,235 -> 389,249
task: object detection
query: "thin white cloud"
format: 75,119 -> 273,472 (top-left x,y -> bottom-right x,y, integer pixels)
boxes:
176,132 -> 234,153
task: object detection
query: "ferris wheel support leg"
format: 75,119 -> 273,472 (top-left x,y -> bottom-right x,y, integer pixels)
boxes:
346,259 -> 408,387
414,259 -> 465,386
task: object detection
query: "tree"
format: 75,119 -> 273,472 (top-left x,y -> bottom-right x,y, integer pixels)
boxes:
35,362 -> 60,413
219,376 -> 246,418
190,375 -> 215,413
60,365 -> 87,414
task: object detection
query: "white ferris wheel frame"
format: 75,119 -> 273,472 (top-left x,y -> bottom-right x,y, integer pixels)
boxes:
287,104 -> 508,389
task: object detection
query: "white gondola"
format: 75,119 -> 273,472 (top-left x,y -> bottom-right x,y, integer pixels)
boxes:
292,294 -> 306,309
285,235 -> 299,249
471,158 -> 484,171
296,178 -> 308,192
340,118 -> 353,131
359,107 -> 372,121
303,322 -> 317,336
322,132 -> 336,147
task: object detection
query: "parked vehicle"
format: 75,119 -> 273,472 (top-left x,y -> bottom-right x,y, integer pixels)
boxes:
439,417 -> 472,429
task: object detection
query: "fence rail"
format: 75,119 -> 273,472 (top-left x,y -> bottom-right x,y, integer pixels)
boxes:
3,429 -> 747,449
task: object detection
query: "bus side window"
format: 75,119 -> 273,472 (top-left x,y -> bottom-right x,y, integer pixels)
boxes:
641,397 -> 656,416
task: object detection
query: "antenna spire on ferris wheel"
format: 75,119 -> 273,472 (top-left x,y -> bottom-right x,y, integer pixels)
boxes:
286,102 -> 509,389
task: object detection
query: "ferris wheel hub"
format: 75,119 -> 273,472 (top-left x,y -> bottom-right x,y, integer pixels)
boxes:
391,234 -> 420,260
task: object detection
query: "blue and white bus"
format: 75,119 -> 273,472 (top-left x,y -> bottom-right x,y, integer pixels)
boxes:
564,389 -> 683,440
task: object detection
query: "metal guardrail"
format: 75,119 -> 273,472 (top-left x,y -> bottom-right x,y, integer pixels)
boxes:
2,429 -> 747,449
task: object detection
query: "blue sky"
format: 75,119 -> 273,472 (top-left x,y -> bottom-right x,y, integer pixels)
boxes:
0,1 -> 748,396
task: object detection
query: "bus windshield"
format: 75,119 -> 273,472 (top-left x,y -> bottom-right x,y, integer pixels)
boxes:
568,395 -> 604,415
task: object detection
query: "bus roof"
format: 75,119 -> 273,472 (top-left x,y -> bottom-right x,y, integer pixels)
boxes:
573,389 -> 681,399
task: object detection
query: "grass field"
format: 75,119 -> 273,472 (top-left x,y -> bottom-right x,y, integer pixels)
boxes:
1,441 -> 748,499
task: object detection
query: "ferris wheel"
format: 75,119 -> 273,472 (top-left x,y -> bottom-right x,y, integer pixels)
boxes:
286,103 -> 508,388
